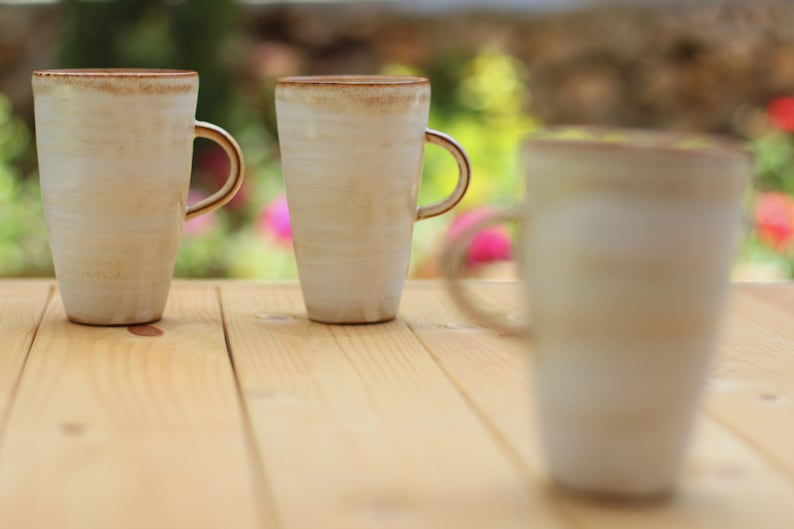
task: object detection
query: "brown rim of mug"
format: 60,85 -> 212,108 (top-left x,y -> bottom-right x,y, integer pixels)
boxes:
277,75 -> 429,86
33,68 -> 197,78
524,126 -> 751,159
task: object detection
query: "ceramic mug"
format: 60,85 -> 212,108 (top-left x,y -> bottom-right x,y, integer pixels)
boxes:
33,69 -> 244,325
276,75 -> 470,324
442,127 -> 750,498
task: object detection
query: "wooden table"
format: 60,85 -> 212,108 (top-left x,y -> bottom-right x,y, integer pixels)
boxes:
0,280 -> 792,529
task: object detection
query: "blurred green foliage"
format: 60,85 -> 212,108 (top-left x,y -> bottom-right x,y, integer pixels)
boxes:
385,47 -> 538,274
59,0 -> 237,125
178,44 -> 537,278
752,130 -> 794,194
1,0 -> 538,278
0,95 -> 50,276
735,104 -> 794,279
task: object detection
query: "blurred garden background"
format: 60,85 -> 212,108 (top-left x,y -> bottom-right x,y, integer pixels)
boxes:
2,0 -> 794,279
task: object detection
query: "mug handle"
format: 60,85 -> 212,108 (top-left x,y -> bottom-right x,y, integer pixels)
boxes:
186,121 -> 245,221
416,129 -> 471,221
441,207 -> 530,337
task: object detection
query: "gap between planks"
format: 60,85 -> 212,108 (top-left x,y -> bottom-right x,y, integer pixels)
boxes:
0,282 -> 53,446
0,282 -> 273,529
217,284 -> 285,529
219,282 -> 574,529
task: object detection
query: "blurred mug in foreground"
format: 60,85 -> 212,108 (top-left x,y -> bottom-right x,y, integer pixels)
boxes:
443,127 -> 750,498
276,75 -> 470,324
33,69 -> 244,325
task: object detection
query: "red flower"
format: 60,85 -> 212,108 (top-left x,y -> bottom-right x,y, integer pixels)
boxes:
768,97 -> 794,132
446,208 -> 513,267
757,192 -> 794,250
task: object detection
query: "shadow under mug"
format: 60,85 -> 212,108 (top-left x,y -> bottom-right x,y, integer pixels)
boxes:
33,69 -> 244,326
442,127 -> 751,498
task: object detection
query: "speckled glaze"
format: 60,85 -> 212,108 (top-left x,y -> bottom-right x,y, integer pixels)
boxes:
33,69 -> 244,325
276,75 -> 470,324
443,127 -> 751,497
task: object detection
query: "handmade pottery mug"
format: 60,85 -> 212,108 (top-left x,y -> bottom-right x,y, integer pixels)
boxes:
276,75 -> 470,324
443,127 -> 751,498
33,69 -> 244,325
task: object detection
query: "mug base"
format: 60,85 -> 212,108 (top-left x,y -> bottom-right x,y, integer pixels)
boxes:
549,476 -> 676,503
307,314 -> 397,325
67,315 -> 163,327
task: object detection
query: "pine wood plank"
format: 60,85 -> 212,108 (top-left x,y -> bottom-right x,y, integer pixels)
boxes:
702,285 -> 794,476
400,281 -> 794,529
220,282 -> 571,529
0,281 -> 52,434
0,283 -> 271,529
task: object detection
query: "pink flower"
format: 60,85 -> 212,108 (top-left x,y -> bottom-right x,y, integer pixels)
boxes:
757,192 -> 794,251
446,208 -> 513,267
259,195 -> 292,244
184,190 -> 217,236
768,97 -> 794,132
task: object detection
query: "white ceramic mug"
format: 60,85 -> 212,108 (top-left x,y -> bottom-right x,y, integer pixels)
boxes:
443,127 -> 750,498
276,75 -> 470,324
33,69 -> 244,325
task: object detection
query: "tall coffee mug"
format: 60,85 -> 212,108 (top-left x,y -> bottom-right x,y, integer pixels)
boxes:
33,69 -> 244,325
443,127 -> 750,498
276,75 -> 470,324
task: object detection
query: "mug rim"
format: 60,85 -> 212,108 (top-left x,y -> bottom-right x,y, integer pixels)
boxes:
33,68 -> 198,78
277,75 -> 429,86
524,126 -> 750,159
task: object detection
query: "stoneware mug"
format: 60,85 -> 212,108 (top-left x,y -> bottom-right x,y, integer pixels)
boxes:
442,127 -> 751,498
276,75 -> 470,324
33,69 -> 244,325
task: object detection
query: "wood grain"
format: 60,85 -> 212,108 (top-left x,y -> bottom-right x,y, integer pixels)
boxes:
0,281 -> 51,434
0,283 -> 270,529
0,279 -> 791,529
220,282 -> 569,529
704,285 -> 794,475
400,281 -> 794,529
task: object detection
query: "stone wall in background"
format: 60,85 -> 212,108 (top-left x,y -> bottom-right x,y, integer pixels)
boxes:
468,2 -> 787,133
2,1 -> 794,135
243,0 -> 794,136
